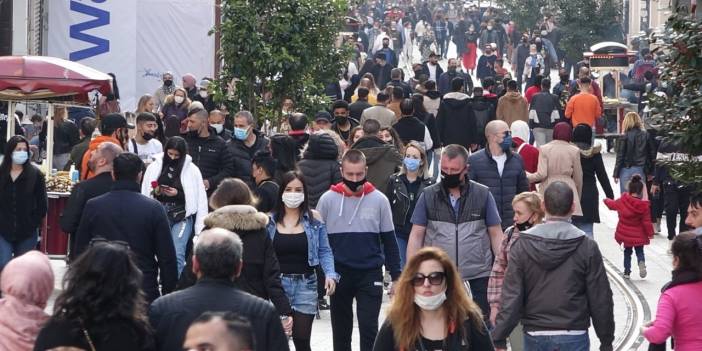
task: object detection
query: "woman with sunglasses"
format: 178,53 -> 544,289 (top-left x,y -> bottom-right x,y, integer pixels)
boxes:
34,240 -> 153,350
373,247 -> 494,351
267,171 -> 338,351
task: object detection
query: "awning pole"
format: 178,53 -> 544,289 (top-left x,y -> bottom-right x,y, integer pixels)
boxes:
47,104 -> 55,172
6,101 -> 15,141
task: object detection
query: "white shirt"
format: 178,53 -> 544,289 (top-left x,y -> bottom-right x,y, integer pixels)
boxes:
428,63 -> 438,82
492,153 -> 507,177
128,138 -> 163,164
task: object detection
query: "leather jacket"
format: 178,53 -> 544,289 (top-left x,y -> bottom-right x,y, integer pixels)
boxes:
614,128 -> 655,177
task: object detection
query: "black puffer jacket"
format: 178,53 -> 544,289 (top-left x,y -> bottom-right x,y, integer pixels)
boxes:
436,92 -> 478,148
468,148 -> 528,229
184,128 -> 232,192
202,205 -> 292,316
227,130 -> 269,189
298,133 -> 341,209
614,128 -> 656,177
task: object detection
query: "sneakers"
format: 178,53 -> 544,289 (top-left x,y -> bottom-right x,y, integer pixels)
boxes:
318,298 -> 330,310
639,261 -> 648,278
653,220 -> 661,234
623,272 -> 631,279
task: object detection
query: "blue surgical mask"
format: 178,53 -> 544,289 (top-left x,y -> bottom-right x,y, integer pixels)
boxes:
500,133 -> 513,152
234,127 -> 249,141
694,227 -> 702,236
11,151 -> 28,165
403,157 -> 421,172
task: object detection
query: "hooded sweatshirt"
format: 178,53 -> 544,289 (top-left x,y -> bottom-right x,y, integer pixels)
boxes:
604,193 -> 654,247
492,220 -> 614,350
436,92 -> 478,148
0,251 -> 54,351
316,182 -> 401,279
80,135 -> 122,180
496,91 -> 528,126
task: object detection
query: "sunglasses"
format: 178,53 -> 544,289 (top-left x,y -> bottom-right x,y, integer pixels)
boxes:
412,271 -> 446,287
89,237 -> 130,250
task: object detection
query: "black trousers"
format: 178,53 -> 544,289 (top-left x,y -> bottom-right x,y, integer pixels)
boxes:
330,266 -> 383,351
467,277 -> 490,325
664,185 -> 690,240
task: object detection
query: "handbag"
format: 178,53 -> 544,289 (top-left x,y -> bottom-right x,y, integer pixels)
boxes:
167,204 -> 187,224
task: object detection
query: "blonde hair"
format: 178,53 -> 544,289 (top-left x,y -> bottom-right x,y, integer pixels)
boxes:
399,141 -> 428,178
622,112 -> 644,132
512,191 -> 545,224
164,87 -> 192,109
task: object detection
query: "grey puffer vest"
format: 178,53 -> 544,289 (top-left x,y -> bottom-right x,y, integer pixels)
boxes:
422,180 -> 492,280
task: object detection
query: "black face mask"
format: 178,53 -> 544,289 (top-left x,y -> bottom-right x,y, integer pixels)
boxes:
414,70 -> 423,78
441,171 -> 463,189
560,75 -> 570,83
515,215 -> 534,232
164,79 -> 173,87
335,116 -> 349,125
343,178 -> 366,192
142,132 -> 154,141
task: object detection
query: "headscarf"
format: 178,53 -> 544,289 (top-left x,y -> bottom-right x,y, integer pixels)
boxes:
552,122 -> 573,142
572,123 -> 593,149
0,251 -> 54,351
510,120 -> 530,144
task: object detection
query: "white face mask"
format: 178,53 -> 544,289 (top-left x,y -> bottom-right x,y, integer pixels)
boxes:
282,192 -> 305,208
414,290 -> 447,311
199,91 -> 208,99
211,123 -> 224,134
174,96 -> 185,104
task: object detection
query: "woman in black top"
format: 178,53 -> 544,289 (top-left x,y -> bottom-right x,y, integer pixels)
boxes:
34,240 -> 153,351
385,141 -> 434,268
267,171 -> 339,351
0,135 -> 47,271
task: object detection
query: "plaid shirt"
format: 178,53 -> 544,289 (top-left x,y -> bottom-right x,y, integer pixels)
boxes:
487,226 -> 521,312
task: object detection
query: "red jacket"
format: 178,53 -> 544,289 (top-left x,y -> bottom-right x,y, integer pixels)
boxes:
514,137 -> 539,191
604,193 -> 654,247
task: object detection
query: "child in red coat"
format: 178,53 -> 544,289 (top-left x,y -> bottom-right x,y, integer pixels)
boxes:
604,175 -> 654,279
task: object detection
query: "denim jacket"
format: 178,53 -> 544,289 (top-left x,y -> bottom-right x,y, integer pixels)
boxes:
267,213 -> 340,281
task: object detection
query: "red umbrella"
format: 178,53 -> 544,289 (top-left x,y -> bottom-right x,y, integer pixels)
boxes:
0,56 -> 112,103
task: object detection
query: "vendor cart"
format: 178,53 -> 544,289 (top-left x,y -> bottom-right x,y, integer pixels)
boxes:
0,55 -> 112,258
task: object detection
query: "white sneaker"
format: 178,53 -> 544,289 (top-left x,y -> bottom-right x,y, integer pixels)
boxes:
654,221 -> 661,234
639,261 -> 647,278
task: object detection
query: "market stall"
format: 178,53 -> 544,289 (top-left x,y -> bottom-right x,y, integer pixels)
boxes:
0,55 -> 112,257
584,42 -> 638,137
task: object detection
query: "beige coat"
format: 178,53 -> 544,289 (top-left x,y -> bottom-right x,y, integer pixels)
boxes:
527,140 -> 584,216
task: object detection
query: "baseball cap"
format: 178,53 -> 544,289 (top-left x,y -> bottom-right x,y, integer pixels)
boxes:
314,111 -> 332,123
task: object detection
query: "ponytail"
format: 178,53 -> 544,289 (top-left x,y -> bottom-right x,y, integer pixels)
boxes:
628,174 -> 644,196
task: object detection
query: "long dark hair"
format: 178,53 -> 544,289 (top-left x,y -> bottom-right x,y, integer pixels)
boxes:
0,135 -> 31,188
270,134 -> 298,175
160,136 -> 188,189
671,232 -> 702,277
273,171 -> 313,225
53,241 -> 150,342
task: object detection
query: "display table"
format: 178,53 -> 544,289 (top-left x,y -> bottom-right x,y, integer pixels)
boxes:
41,191 -> 70,258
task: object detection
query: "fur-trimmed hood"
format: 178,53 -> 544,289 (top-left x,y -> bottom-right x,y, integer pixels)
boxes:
204,205 -> 269,233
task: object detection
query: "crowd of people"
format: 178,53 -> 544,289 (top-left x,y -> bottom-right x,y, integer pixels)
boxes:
0,1 -> 700,351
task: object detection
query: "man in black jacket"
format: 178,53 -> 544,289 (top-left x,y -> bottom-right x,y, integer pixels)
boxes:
492,181 -> 614,351
60,141 -> 121,258
228,110 -> 269,189
392,99 -> 433,150
74,153 -> 177,302
349,87 -> 373,121
388,68 -> 412,98
371,52 -> 393,89
185,105 -> 233,194
149,228 -> 289,351
529,78 -> 561,146
436,77 -> 479,151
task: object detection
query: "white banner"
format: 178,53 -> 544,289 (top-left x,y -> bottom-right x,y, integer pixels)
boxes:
48,0 -> 215,111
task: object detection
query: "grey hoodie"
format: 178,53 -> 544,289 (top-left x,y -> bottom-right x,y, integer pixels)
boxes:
492,219 -> 615,351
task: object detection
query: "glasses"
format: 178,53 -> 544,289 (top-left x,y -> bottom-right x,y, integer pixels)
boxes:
89,237 -> 130,250
412,272 -> 446,287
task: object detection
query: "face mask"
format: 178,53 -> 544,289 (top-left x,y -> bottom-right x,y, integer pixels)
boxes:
199,91 -> 208,99
560,75 -> 570,83
164,79 -> 173,87
234,127 -> 249,140
501,134 -> 513,152
343,177 -> 366,192
414,70 -> 423,78
694,227 -> 702,235
335,116 -> 349,125
441,171 -> 463,189
11,151 -> 28,165
212,123 -> 224,134
414,290 -> 447,311
282,192 -> 305,208
516,216 -> 533,232
404,157 -> 421,172
174,96 -> 185,104
487,26 -> 493,30
142,132 -> 154,141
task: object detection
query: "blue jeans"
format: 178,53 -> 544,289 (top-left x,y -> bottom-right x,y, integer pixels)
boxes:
574,221 -> 594,239
0,232 -> 39,271
624,246 -> 645,275
281,273 -> 319,315
170,216 -> 194,277
524,332 -> 590,351
618,166 -> 645,194
396,237 -> 408,269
